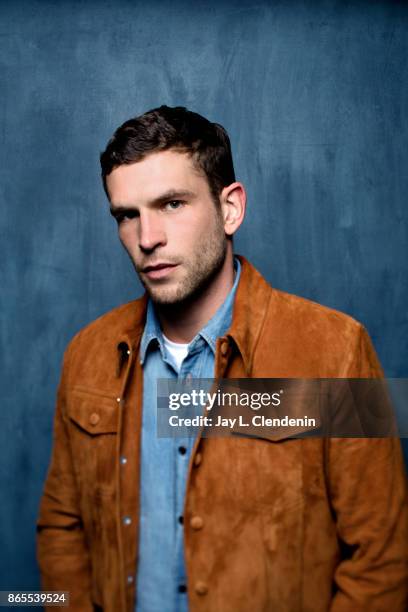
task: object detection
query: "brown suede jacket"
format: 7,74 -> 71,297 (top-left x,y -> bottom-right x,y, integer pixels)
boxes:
37,256 -> 408,612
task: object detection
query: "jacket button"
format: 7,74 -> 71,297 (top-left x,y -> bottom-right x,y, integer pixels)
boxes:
195,581 -> 208,596
220,340 -> 229,356
190,515 -> 204,530
193,453 -> 202,467
122,516 -> 132,526
89,413 -> 100,426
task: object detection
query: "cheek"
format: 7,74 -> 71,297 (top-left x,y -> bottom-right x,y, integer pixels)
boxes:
165,219 -> 193,243
118,224 -> 136,248
176,211 -> 218,241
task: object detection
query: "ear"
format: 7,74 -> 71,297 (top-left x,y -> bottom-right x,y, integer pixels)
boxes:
220,182 -> 246,237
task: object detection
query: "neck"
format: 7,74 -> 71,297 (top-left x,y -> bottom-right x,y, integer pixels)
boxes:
155,249 -> 235,344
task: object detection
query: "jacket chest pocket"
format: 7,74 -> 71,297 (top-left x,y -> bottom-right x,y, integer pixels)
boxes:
66,388 -> 120,495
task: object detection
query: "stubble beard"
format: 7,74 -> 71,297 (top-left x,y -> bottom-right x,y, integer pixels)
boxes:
136,220 -> 228,307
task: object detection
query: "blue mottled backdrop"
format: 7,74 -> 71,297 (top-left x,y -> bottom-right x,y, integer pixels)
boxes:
1,0 -> 407,594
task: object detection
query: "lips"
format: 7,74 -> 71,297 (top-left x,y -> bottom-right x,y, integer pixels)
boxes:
142,262 -> 179,280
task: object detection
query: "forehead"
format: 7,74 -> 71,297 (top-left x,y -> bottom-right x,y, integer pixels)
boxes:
106,149 -> 208,204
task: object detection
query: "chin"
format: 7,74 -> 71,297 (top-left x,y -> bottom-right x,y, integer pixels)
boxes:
145,284 -> 185,305
146,280 -> 202,306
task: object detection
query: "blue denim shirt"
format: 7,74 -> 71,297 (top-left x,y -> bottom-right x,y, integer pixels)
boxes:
136,259 -> 241,612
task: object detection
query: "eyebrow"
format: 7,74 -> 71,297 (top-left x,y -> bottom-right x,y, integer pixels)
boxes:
109,189 -> 196,217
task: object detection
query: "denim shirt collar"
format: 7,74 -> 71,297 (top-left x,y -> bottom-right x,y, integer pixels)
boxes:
140,257 -> 241,365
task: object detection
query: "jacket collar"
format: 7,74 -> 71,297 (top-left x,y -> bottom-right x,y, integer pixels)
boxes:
115,255 -> 272,376
226,255 -> 272,375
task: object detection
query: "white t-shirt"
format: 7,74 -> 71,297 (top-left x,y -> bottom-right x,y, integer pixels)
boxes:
162,333 -> 189,372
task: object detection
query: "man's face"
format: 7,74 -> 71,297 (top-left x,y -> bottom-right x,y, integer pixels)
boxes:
106,150 -> 228,305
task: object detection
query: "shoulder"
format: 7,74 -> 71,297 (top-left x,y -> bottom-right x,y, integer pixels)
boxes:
263,288 -> 380,376
236,256 -> 379,376
238,254 -> 363,336
268,285 -> 362,333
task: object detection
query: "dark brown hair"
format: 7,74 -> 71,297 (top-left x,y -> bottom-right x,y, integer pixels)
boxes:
100,105 -> 236,203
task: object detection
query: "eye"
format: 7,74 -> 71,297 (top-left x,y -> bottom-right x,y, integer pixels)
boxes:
115,210 -> 138,225
164,200 -> 183,211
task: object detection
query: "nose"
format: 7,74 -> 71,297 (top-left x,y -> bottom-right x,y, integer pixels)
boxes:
138,211 -> 166,253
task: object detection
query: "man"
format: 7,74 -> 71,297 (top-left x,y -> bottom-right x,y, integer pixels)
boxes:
37,105 -> 408,611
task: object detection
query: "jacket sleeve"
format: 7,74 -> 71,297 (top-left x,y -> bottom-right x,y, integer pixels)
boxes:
37,344 -> 93,611
329,326 -> 408,611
